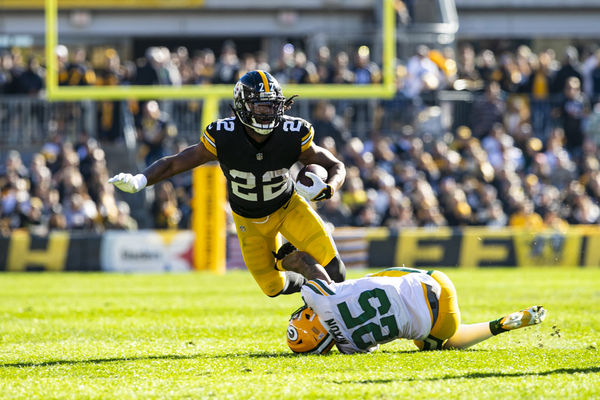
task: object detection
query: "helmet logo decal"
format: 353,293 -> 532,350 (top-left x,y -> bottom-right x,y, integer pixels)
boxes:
287,326 -> 299,341
256,70 -> 271,92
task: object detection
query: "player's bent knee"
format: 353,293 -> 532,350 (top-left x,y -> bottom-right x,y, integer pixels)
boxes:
257,273 -> 287,297
263,285 -> 284,297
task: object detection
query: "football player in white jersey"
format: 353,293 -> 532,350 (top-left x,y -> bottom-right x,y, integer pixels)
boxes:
279,245 -> 546,354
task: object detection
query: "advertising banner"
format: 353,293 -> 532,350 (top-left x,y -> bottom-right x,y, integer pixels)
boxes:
100,230 -> 195,272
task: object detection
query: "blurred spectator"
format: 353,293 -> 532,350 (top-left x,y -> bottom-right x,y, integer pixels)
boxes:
95,49 -> 124,142
476,49 -> 500,84
318,191 -> 352,227
521,50 -> 554,138
503,95 -> 530,138
152,181 -> 181,229
64,192 -> 98,230
508,200 -> 544,230
569,193 -> 600,224
315,46 -> 334,83
214,41 -> 239,84
289,50 -> 319,84
272,43 -> 296,84
543,205 -> 569,232
237,53 -> 258,79
393,0 -> 412,25
590,50 -> 600,103
0,51 -> 15,94
13,56 -> 44,96
193,48 -> 216,85
551,46 -> 583,95
311,101 -> 350,145
470,81 -> 505,138
329,51 -> 354,84
136,100 -> 177,166
353,46 -> 381,85
382,189 -> 416,229
58,46 -> 96,86
403,45 -> 442,103
174,46 -> 193,84
585,101 -> 600,147
557,76 -> 590,159
456,44 -> 482,88
136,47 -> 166,86
1,150 -> 29,179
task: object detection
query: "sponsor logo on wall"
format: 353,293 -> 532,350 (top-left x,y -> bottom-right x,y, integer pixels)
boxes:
101,230 -> 195,272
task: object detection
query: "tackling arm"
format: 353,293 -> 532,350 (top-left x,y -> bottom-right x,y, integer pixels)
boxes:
281,250 -> 333,284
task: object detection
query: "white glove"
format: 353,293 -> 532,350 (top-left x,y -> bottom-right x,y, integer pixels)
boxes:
295,172 -> 333,202
108,173 -> 148,193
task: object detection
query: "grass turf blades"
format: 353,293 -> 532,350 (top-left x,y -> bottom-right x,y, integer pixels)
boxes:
0,268 -> 598,399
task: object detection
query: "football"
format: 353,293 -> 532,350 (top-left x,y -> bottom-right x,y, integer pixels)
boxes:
296,164 -> 328,186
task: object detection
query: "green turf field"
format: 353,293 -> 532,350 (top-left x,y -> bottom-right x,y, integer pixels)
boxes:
0,268 -> 598,399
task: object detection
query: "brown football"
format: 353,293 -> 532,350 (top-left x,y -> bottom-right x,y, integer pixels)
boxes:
296,164 -> 328,186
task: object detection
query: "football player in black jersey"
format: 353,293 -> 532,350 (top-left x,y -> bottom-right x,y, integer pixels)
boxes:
109,70 -> 347,296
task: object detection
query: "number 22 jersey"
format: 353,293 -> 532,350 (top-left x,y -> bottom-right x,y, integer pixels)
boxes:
301,272 -> 441,354
200,115 -> 314,218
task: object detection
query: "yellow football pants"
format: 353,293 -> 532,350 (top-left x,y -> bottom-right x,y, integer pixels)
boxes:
369,268 -> 461,349
232,192 -> 338,296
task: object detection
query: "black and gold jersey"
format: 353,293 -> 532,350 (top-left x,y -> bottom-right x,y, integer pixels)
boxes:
201,115 -> 314,218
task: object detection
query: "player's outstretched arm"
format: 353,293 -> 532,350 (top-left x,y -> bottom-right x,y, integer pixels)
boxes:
109,142 -> 217,192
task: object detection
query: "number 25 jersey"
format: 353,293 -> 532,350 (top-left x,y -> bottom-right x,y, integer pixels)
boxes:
301,272 -> 441,354
200,115 -> 314,218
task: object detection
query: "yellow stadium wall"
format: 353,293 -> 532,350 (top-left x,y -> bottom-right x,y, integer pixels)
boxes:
365,226 -> 600,269
3,226 -> 599,272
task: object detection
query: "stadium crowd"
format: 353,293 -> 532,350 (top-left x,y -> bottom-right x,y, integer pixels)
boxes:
2,41 -> 600,233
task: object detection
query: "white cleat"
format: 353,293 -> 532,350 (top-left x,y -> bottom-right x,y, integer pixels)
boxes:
501,305 -> 546,330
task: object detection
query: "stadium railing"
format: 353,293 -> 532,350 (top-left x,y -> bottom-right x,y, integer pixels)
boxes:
0,91 -> 486,147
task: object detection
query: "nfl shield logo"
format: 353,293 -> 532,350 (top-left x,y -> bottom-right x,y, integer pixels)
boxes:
256,152 -> 263,160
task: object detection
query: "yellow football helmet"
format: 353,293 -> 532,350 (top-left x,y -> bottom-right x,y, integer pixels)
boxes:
287,305 -> 334,355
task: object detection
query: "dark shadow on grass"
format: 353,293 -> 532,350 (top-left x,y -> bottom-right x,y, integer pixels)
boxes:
332,366 -> 600,385
0,351 -> 295,369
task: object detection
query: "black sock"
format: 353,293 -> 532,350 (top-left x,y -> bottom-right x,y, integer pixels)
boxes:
489,317 -> 508,336
324,256 -> 346,282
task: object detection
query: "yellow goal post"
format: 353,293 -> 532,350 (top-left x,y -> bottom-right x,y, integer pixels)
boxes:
44,0 -> 397,273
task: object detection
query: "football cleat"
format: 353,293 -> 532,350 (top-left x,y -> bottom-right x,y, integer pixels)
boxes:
233,70 -> 286,135
499,305 -> 546,330
287,305 -> 334,355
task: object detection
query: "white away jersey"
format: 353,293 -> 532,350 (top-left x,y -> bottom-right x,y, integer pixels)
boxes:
301,272 -> 440,354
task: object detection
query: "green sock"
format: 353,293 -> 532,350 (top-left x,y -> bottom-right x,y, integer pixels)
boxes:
489,317 -> 508,336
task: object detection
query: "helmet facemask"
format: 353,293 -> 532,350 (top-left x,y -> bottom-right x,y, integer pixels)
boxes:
233,76 -> 286,135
